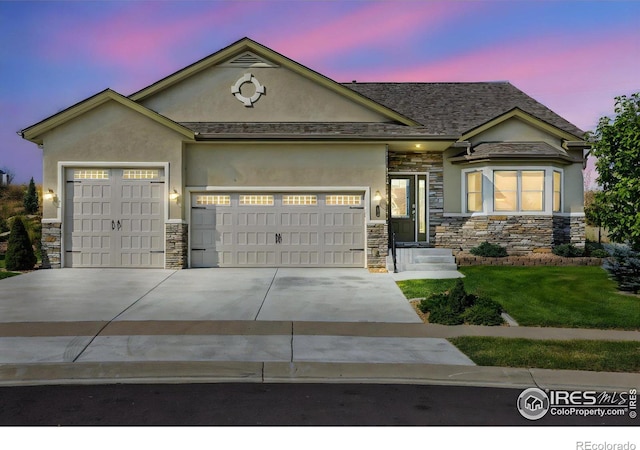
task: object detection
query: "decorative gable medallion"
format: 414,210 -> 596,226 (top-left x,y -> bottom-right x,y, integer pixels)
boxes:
231,73 -> 265,107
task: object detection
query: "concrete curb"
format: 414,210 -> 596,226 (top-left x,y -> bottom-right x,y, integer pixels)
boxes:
0,361 -> 637,391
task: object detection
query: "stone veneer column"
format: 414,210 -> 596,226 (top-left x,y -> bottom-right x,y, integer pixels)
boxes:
553,215 -> 586,248
165,222 -> 188,269
387,152 -> 444,241
40,222 -> 62,269
367,223 -> 388,268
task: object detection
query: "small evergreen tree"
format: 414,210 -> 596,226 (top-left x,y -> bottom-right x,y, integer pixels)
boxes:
5,217 -> 36,270
23,177 -> 39,214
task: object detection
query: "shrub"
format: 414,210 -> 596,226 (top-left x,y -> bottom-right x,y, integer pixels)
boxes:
552,244 -> 584,257
463,297 -> 504,326
429,304 -> 465,325
420,279 -> 504,326
470,241 -> 508,257
0,217 -> 8,234
590,249 -> 610,258
603,244 -> 640,293
5,216 -> 36,271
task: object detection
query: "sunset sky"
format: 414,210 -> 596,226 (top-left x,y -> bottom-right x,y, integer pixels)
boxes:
1,0 -> 638,183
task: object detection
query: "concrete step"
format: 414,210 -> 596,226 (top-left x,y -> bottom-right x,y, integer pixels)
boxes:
414,255 -> 456,264
401,263 -> 459,272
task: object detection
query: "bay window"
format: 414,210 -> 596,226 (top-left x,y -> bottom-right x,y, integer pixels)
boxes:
463,167 -> 562,214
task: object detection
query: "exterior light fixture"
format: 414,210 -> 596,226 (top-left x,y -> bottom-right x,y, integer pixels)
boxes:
43,189 -> 55,200
373,190 -> 383,217
415,144 -> 422,149
169,189 -> 180,201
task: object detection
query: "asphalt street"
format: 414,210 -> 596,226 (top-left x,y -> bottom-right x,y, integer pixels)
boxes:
1,383 -> 636,426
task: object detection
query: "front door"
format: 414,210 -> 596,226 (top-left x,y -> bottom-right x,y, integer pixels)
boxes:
389,174 -> 428,243
390,176 -> 415,242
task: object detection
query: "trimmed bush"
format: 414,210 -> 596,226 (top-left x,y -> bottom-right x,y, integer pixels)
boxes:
463,297 -> 504,326
603,244 -> 640,293
552,243 -> 584,257
5,216 -> 36,271
470,241 -> 508,257
419,279 -> 504,326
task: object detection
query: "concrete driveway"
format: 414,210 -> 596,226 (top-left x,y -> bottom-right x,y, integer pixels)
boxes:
0,268 -> 420,323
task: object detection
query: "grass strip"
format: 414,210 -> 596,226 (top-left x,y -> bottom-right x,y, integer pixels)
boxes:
449,336 -> 640,373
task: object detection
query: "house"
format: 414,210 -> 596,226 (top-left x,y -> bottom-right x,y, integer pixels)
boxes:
21,38 -> 587,270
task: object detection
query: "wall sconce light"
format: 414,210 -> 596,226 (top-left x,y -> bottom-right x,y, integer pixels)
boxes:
169,189 -> 180,201
373,190 -> 383,217
43,189 -> 55,200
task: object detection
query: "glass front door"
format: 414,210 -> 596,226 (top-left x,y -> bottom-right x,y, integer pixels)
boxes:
389,174 -> 428,243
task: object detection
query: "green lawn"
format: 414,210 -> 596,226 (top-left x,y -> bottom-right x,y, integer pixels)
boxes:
397,266 -> 640,330
449,337 -> 640,373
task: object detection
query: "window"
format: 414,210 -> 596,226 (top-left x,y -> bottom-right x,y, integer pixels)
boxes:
465,171 -> 483,212
390,179 -> 410,217
239,195 -> 274,206
494,171 -> 517,211
74,169 -> 109,180
123,169 -> 159,180
326,195 -> 361,206
196,195 -> 230,206
521,171 -> 544,211
553,171 -> 562,212
282,195 -> 317,206
494,170 -> 544,212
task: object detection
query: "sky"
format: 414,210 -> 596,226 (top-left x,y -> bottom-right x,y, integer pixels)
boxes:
1,0 -> 639,184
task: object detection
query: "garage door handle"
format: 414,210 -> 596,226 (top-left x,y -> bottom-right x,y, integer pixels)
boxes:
117,220 -> 122,231
275,233 -> 282,244
112,220 -> 115,230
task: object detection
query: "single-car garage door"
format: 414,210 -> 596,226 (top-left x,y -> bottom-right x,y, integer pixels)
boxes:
64,168 -> 165,268
191,193 -> 365,267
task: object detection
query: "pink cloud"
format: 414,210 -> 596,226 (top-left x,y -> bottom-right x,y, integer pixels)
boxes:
41,2 -> 254,74
266,1 -> 474,64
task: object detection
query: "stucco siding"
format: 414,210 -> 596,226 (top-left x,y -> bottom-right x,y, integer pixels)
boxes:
185,142 -> 386,221
140,66 -> 391,123
41,101 -> 185,220
468,117 -> 564,147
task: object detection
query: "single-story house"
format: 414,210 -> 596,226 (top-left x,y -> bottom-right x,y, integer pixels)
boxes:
21,37 -> 587,270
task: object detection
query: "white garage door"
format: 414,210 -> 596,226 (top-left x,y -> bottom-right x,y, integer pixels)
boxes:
64,168 -> 165,268
191,193 -> 365,267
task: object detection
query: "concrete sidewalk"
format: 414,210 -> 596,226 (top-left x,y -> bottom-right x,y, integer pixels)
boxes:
0,319 -> 638,390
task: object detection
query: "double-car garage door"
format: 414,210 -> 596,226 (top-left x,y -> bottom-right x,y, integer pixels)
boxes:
191,192 -> 365,267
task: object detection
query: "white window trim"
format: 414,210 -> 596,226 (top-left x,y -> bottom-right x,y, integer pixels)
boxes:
461,166 -> 564,216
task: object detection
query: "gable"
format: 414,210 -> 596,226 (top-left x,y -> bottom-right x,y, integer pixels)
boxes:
21,89 -> 194,145
131,38 -> 417,125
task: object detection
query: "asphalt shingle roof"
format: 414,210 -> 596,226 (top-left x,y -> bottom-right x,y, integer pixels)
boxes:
344,81 -> 584,137
449,142 -> 580,163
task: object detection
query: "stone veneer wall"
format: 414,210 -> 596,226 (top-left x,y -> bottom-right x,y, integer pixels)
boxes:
367,223 -> 388,268
388,152 -> 443,241
41,222 -> 62,269
553,215 -> 586,248
436,215 -> 555,255
165,223 -> 188,269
